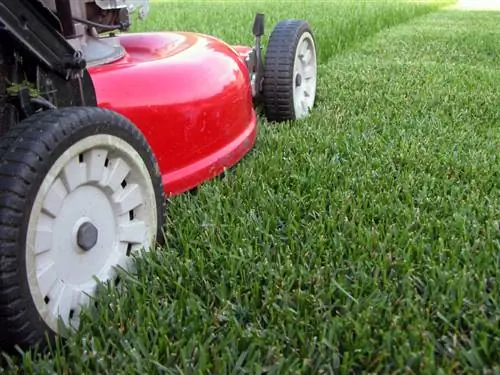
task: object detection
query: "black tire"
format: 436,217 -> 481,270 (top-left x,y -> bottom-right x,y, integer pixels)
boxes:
0,107 -> 165,352
262,20 -> 318,122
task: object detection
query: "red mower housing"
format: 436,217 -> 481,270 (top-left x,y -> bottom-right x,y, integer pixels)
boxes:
89,32 -> 258,197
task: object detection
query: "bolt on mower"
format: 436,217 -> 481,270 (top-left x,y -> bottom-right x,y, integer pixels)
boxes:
0,0 -> 318,352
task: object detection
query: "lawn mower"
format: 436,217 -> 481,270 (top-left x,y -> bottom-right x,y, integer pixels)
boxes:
0,0 -> 317,352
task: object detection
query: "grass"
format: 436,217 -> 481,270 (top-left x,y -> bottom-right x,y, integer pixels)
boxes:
3,0 -> 500,373
134,0 -> 453,63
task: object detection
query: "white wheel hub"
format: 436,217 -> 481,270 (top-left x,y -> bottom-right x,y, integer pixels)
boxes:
26,134 -> 158,333
293,31 -> 317,119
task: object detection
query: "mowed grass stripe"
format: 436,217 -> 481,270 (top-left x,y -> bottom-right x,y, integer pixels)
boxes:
3,2 -> 499,375
133,0 -> 455,63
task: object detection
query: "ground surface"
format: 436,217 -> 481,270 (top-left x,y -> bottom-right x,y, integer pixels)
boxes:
2,0 -> 499,373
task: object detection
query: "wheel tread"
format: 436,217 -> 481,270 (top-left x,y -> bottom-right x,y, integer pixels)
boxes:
263,20 -> 316,122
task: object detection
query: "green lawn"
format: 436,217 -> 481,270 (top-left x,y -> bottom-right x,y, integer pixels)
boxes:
3,0 -> 500,373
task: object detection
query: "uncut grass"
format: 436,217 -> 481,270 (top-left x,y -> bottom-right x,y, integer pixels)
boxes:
4,2 -> 500,375
133,0 -> 454,63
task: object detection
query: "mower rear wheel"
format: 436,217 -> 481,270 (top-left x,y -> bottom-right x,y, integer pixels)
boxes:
263,20 -> 318,122
0,107 -> 165,352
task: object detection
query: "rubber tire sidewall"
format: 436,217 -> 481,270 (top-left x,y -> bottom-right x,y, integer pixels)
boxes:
0,107 -> 165,352
263,20 -> 317,122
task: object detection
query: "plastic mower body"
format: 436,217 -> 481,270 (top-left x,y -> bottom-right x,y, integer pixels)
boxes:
0,0 -> 318,352
89,32 -> 258,196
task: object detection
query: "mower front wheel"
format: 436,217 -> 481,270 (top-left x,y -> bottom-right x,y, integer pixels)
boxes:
263,20 -> 318,122
0,107 -> 165,352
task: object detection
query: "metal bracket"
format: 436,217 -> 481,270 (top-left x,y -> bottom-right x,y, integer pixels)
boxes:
0,0 -> 86,80
251,13 -> 265,100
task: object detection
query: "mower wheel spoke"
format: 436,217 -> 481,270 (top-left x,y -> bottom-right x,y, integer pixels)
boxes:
34,227 -> 53,255
301,99 -> 309,112
51,284 -> 73,325
119,220 -> 147,244
102,158 -> 131,192
42,178 -> 68,217
37,261 -> 57,298
62,157 -> 87,192
303,66 -> 314,80
113,183 -> 144,215
302,49 -> 312,65
299,41 -> 308,61
86,148 -> 109,182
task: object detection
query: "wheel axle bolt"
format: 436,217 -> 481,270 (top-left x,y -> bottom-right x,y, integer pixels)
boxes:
77,222 -> 98,251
